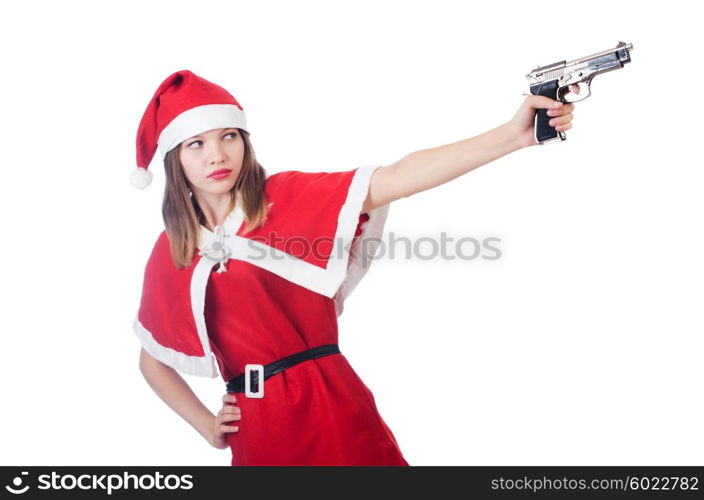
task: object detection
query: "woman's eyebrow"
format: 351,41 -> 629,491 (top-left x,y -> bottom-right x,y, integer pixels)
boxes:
190,128 -> 236,139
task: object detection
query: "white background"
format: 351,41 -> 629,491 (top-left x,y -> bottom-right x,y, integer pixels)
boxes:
1,0 -> 701,466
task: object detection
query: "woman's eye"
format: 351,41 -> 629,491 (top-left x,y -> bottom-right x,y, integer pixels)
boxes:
187,133 -> 236,148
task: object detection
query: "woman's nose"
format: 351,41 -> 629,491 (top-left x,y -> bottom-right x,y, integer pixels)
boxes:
207,144 -> 226,163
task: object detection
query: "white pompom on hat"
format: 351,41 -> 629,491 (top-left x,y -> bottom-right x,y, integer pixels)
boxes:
131,69 -> 249,189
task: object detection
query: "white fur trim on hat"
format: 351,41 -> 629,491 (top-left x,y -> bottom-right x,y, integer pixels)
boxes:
157,103 -> 248,160
130,167 -> 153,189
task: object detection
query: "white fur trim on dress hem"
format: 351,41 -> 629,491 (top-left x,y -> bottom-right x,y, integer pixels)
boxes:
133,316 -> 219,378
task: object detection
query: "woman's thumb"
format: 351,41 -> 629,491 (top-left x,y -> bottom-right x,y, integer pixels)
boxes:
528,94 -> 563,110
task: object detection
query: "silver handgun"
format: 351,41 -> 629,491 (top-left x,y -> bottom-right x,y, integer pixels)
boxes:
525,41 -> 634,145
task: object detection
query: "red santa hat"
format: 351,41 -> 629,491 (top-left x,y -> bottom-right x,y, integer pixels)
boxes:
131,69 -> 250,189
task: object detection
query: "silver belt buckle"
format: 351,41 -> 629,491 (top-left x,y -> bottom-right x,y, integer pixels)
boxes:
244,364 -> 264,398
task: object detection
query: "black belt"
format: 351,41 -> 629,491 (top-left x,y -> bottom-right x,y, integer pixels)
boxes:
226,344 -> 341,395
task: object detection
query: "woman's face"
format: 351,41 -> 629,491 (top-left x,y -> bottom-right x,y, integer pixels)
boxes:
179,127 -> 244,196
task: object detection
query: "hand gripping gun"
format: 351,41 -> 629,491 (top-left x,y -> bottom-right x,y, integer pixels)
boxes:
526,41 -> 634,145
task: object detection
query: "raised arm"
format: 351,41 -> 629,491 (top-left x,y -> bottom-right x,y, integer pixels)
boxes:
361,92 -> 577,213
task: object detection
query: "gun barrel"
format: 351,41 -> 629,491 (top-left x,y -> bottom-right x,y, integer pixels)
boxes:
567,41 -> 633,66
526,41 -> 633,79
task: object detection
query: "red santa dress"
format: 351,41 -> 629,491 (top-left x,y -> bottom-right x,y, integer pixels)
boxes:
133,165 -> 409,466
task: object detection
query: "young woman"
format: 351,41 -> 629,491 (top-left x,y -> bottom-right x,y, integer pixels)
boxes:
131,69 -> 577,466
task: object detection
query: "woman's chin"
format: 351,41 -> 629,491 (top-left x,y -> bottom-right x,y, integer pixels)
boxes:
198,181 -> 237,195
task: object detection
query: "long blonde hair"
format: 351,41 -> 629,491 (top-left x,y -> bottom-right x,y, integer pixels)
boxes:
162,128 -> 272,269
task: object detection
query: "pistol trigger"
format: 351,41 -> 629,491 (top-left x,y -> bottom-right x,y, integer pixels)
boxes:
559,81 -> 591,103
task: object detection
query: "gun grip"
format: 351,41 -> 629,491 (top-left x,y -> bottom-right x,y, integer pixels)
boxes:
530,80 -> 565,144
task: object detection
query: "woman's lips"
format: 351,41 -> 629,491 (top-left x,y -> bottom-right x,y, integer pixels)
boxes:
208,169 -> 232,180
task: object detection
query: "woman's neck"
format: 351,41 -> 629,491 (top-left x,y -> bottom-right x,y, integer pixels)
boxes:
196,192 -> 235,231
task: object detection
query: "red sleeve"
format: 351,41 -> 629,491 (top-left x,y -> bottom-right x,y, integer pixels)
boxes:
233,167 -> 390,308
